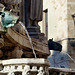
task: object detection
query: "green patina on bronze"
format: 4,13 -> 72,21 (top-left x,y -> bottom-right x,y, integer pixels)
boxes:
0,7 -> 19,29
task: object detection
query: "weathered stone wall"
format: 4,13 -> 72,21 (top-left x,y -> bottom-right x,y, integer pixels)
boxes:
68,0 -> 75,38
67,0 -> 75,69
42,0 -> 68,40
68,38 -> 75,69
47,0 -> 69,68
42,0 -> 75,69
54,0 -> 68,40
53,0 -> 75,69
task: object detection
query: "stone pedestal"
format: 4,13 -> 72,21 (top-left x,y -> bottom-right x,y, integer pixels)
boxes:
27,26 -> 46,40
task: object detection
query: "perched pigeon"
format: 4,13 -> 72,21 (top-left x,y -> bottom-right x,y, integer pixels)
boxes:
48,39 -> 62,52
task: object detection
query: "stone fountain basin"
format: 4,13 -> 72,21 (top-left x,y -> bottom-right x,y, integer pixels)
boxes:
0,58 -> 50,75
2,58 -> 50,66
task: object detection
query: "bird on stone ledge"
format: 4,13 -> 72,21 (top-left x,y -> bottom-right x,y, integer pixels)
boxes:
48,38 -> 62,52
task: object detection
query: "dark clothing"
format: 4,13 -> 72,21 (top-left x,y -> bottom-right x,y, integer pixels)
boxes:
25,0 -> 43,26
30,0 -> 43,21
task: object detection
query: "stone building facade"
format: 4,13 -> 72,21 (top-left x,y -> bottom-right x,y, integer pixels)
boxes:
39,0 -> 75,69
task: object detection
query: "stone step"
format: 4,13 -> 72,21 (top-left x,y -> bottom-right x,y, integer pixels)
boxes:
27,25 -> 40,29
30,36 -> 39,39
30,33 -> 47,40
27,26 -> 41,32
28,32 -> 40,35
27,29 -> 40,33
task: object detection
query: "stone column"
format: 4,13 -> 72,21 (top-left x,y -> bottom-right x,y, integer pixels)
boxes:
37,67 -> 45,75
22,65 -> 30,75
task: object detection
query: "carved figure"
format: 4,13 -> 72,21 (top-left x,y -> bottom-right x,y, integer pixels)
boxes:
0,7 -> 19,28
37,67 -> 45,75
22,65 -> 30,75
25,0 -> 43,26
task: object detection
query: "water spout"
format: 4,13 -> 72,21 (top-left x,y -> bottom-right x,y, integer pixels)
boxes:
19,21 -> 37,58
62,52 -> 75,64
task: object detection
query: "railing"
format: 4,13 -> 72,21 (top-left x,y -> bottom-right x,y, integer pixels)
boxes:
0,58 -> 50,75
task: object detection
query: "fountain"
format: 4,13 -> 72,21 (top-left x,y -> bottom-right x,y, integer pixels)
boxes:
0,2 -> 50,75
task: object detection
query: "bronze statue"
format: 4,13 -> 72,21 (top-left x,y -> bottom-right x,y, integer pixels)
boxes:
25,0 -> 43,27
0,7 -> 19,28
